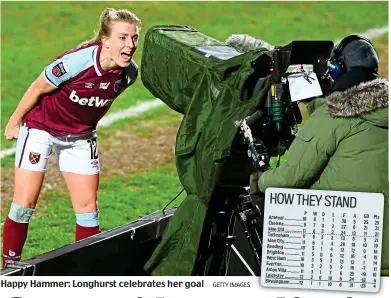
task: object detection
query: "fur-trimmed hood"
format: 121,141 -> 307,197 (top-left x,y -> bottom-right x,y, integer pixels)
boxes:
325,78 -> 388,127
225,34 -> 274,52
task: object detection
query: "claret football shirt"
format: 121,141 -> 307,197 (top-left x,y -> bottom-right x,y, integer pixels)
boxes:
24,43 -> 138,136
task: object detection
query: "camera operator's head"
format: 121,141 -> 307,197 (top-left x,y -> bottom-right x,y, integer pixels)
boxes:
327,34 -> 379,92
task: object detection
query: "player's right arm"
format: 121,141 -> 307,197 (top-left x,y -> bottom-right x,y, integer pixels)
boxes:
4,72 -> 56,140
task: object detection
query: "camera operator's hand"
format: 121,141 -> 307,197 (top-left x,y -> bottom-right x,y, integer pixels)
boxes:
249,171 -> 263,194
248,137 -> 270,172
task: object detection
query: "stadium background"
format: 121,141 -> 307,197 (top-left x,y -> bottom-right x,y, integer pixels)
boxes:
0,1 -> 388,264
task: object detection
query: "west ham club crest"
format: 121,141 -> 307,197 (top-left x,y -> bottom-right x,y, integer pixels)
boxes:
29,152 -> 41,164
114,79 -> 122,92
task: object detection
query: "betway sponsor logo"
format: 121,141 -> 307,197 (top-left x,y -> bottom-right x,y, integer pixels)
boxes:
69,90 -> 113,107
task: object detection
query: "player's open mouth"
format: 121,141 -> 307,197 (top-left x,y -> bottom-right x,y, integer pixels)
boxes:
121,52 -> 132,60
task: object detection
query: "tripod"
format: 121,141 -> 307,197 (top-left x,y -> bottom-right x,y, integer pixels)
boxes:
194,187 -> 265,276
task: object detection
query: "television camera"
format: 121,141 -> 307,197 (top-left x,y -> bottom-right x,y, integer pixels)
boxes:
201,40 -> 335,276
140,25 -> 334,276
235,40 -> 334,172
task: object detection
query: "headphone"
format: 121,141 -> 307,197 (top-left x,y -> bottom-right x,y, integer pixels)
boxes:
326,34 -> 376,80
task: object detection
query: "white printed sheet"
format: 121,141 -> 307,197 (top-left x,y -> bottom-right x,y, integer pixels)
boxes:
260,188 -> 384,293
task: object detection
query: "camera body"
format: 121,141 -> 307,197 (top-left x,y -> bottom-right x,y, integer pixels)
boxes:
237,40 -> 334,171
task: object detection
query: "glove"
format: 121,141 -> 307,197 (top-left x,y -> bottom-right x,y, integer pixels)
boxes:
249,171 -> 264,194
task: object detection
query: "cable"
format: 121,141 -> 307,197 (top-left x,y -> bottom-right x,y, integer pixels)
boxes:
162,188 -> 185,216
276,138 -> 281,168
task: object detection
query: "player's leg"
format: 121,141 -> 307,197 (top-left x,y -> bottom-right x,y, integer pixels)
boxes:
2,127 -> 52,267
62,172 -> 101,241
56,136 -> 101,241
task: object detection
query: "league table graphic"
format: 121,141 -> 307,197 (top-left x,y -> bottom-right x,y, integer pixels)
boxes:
261,188 -> 384,293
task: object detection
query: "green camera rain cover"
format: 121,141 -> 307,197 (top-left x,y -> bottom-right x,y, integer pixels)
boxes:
141,25 -> 276,275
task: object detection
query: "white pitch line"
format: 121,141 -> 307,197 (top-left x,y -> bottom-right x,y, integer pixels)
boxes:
334,25 -> 389,44
97,99 -> 164,128
0,25 -> 388,159
0,147 -> 18,159
0,100 -> 164,159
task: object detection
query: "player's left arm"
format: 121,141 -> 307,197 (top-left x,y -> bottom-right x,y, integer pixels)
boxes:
98,105 -> 112,121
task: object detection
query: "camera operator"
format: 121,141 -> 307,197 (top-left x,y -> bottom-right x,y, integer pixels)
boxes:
251,35 -> 389,276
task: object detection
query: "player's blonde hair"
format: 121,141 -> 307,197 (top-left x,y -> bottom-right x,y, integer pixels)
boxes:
79,8 -> 141,47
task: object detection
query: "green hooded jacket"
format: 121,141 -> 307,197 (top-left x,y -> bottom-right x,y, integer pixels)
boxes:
259,78 -> 389,276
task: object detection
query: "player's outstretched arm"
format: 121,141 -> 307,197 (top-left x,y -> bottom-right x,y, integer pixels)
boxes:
5,72 -> 56,140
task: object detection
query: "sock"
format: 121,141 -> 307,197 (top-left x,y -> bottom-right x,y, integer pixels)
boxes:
2,203 -> 34,268
75,224 -> 101,241
2,217 -> 29,268
75,211 -> 101,241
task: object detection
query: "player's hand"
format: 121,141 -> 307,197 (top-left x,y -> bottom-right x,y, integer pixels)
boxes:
4,122 -> 20,140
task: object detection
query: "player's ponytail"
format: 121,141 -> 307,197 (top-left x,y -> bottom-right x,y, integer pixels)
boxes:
78,8 -> 141,48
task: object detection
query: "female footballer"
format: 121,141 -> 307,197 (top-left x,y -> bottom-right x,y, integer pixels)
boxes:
2,8 -> 141,267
